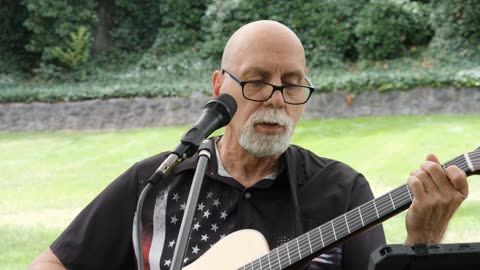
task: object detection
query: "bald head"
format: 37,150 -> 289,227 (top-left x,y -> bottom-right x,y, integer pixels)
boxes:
221,20 -> 306,71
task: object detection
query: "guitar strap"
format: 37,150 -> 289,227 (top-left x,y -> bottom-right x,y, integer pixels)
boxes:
285,146 -> 304,237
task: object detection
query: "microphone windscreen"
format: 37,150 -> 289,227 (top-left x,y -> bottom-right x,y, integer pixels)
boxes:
205,93 -> 237,126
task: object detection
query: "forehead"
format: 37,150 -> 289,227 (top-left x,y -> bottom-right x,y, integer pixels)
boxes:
224,22 -> 306,76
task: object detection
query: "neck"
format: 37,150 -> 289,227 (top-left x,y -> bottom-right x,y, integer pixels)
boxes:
217,135 -> 281,188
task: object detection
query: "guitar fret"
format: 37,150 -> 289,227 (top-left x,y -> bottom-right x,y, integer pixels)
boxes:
321,222 -> 334,244
465,153 -> 474,172
235,149 -> 478,270
306,230 -> 313,254
358,207 -> 364,226
344,214 -> 350,234
276,247 -> 281,270
318,226 -> 324,247
296,238 -> 302,260
388,192 -> 396,210
286,241 -> 291,265
346,210 -> 359,233
373,199 -> 380,218
406,184 -> 413,201
331,220 -> 337,240
258,257 -> 263,270
299,234 -> 310,260
267,249 -> 271,270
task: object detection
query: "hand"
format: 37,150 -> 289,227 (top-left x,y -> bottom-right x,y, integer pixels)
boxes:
405,153 -> 468,244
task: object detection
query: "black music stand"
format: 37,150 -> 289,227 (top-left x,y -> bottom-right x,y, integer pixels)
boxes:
368,242 -> 480,270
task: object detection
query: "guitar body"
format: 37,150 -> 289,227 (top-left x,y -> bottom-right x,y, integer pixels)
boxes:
183,229 -> 269,270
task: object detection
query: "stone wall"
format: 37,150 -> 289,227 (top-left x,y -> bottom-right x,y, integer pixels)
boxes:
1,87 -> 479,131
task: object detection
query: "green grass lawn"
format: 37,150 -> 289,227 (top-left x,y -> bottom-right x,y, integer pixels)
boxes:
1,114 -> 479,269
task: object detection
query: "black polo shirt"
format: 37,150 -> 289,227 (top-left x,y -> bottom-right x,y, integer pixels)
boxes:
51,137 -> 385,270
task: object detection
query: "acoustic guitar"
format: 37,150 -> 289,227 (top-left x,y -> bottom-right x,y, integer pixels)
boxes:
184,148 -> 480,270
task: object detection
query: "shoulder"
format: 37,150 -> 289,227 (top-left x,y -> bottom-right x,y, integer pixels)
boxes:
288,144 -> 363,182
120,151 -> 171,187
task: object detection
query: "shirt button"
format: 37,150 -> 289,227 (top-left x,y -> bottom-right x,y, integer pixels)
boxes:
244,192 -> 251,199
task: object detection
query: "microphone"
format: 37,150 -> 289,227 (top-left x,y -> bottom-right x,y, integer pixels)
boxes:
149,93 -> 237,184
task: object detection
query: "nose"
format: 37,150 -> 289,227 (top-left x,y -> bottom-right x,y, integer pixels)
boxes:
264,88 -> 285,108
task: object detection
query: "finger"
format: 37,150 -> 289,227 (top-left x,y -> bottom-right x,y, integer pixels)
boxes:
426,153 -> 440,164
411,168 -> 438,193
408,174 -> 427,201
445,165 -> 469,198
421,161 -> 452,192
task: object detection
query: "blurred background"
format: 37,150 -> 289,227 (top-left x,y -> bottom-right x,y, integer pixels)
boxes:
1,0 -> 479,269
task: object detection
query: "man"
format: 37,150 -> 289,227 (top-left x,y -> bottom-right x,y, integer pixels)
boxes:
29,20 -> 468,270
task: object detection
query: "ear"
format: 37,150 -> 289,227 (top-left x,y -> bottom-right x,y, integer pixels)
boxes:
212,70 -> 222,97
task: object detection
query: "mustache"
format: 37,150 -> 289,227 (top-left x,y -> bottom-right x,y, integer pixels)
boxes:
249,109 -> 293,127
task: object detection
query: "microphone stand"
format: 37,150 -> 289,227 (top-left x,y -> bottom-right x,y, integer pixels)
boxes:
170,139 -> 213,270
133,94 -> 236,270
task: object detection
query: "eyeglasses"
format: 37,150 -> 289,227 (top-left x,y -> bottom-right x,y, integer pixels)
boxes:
222,69 -> 315,105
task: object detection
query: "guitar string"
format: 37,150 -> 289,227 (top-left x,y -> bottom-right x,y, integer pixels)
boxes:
274,153 -> 480,269
290,155 -> 475,258
242,154 -> 477,270
247,174 -> 462,270
446,152 -> 479,169
244,153 -> 478,269
245,184 -> 413,270
245,190 -> 413,270
248,169 -> 472,270
247,175 -> 473,270
463,152 -> 480,171
248,164 -> 469,270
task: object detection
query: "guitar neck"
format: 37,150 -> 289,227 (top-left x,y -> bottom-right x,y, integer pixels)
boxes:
238,148 -> 480,270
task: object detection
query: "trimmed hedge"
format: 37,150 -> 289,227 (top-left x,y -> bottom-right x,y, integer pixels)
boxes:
2,55 -> 479,103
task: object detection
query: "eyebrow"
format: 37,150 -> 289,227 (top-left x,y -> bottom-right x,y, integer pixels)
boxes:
243,67 -> 304,81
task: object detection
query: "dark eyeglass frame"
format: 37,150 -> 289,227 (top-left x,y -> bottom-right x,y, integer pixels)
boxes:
221,69 -> 315,105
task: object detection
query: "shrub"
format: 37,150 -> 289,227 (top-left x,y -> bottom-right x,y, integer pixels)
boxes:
151,0 -> 210,55
200,0 -> 368,67
51,26 -> 91,70
0,1 -> 32,72
429,0 -> 480,57
109,0 -> 161,53
289,0 -> 369,66
22,0 -> 97,63
355,0 -> 432,60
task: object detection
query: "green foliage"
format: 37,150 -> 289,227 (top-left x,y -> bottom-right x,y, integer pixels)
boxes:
288,0 -> 368,66
200,0 -> 368,67
109,0 -> 161,52
22,0 -> 97,62
2,0 -> 480,96
429,0 -> 480,57
152,0 -> 210,55
51,26 -> 91,69
2,51 -> 479,103
0,1 -> 32,73
355,0 -> 432,60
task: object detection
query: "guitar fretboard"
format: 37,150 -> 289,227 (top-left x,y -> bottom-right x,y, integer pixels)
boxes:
238,148 -> 480,270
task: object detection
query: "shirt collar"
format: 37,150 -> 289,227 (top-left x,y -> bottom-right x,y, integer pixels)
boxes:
172,136 -> 304,185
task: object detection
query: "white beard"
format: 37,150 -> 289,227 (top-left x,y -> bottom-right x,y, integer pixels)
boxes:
239,108 -> 294,157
